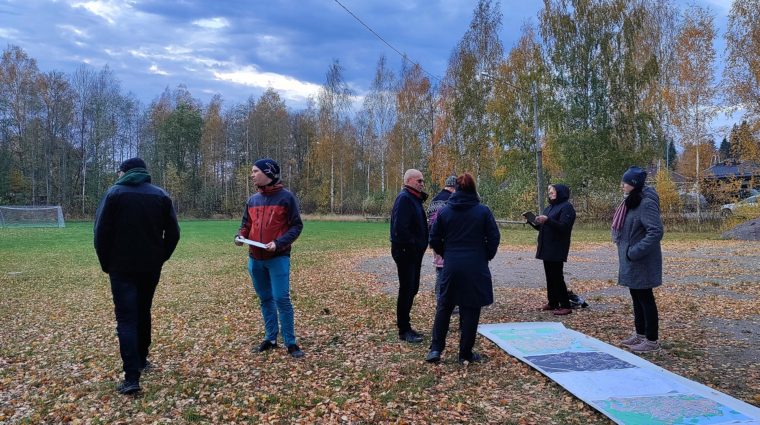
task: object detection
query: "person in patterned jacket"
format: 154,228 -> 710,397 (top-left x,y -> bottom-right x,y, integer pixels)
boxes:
236,158 -> 305,358
427,175 -> 457,305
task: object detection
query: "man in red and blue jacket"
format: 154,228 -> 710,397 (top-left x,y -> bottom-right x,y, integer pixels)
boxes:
236,158 -> 304,358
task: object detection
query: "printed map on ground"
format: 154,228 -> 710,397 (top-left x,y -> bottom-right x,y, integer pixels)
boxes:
479,322 -> 760,425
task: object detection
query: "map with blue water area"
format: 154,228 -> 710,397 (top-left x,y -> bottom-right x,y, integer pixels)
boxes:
595,394 -> 754,425
490,327 -> 595,355
478,323 -> 760,425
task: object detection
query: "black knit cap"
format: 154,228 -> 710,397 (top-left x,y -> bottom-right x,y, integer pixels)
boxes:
254,158 -> 280,184
444,175 -> 457,188
119,157 -> 147,172
622,166 -> 647,189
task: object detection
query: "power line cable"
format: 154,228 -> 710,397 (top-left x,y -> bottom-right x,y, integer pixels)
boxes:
332,0 -> 441,82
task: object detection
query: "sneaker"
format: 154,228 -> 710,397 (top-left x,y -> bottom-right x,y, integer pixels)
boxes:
619,333 -> 645,347
117,380 -> 141,395
630,339 -> 661,353
568,291 -> 589,309
287,344 -> 305,358
399,330 -> 423,344
458,352 -> 482,365
139,360 -> 157,374
553,308 -> 572,316
256,340 -> 278,353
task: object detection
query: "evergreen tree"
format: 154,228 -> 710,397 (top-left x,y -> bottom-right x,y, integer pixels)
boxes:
719,136 -> 731,161
667,139 -> 678,169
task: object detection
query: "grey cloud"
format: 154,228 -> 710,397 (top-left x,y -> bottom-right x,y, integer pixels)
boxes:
0,0 -> 547,108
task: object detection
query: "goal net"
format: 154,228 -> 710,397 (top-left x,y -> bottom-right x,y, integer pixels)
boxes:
0,205 -> 65,228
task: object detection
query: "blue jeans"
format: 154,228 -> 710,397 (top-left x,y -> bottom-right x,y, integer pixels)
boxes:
109,271 -> 160,382
248,256 -> 296,347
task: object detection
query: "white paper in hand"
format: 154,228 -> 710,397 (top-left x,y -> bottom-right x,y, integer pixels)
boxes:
235,236 -> 268,249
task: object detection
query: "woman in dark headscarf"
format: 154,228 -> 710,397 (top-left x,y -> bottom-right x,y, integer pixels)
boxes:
531,184 -> 576,316
425,173 -> 500,364
612,166 -> 664,353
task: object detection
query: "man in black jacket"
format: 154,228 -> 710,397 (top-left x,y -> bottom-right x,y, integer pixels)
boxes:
390,169 -> 428,343
94,158 -> 180,395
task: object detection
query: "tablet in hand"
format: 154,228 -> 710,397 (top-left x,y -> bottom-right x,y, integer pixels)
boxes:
522,211 -> 537,224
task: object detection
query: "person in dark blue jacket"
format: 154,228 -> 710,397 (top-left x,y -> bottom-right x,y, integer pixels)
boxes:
426,175 -> 457,305
94,158 -> 180,395
426,173 -> 500,364
530,184 -> 576,316
390,169 -> 429,343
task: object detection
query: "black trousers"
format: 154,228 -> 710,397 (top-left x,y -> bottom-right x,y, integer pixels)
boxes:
109,270 -> 160,382
430,302 -> 481,361
630,288 -> 659,341
392,244 -> 425,334
543,261 -> 570,308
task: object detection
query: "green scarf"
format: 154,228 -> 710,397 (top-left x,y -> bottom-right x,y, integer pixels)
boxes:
115,168 -> 152,186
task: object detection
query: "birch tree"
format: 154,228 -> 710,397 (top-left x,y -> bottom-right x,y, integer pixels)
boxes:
441,0 -> 503,182
315,60 -> 352,213
668,5 -> 716,217
362,55 -> 396,194
724,0 -> 760,129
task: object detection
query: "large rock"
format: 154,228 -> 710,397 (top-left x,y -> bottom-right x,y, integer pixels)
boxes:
722,217 -> 760,240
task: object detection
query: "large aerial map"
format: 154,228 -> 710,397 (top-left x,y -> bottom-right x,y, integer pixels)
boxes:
479,323 -> 760,425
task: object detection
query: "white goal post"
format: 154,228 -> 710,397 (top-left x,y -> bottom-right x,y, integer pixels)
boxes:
0,205 -> 65,228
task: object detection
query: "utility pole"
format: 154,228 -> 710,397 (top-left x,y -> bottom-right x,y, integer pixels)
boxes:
696,142 -> 701,224
532,81 -> 544,213
696,113 -> 701,225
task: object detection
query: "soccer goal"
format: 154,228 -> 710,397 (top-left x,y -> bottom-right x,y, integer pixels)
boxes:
0,205 -> 65,228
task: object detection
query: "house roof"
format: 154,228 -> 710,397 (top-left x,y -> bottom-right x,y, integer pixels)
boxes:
704,161 -> 760,179
643,166 -> 688,183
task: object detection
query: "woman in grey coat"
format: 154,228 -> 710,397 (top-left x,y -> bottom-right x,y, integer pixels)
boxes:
612,166 -> 663,353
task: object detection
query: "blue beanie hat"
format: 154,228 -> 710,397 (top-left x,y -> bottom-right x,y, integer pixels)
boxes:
119,157 -> 147,172
444,175 -> 457,187
622,166 -> 647,189
254,158 -> 280,184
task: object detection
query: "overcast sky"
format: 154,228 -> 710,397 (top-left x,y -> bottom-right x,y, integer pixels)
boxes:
0,0 -> 738,133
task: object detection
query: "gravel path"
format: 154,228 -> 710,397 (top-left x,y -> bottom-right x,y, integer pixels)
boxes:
358,242 -> 760,292
357,241 -> 760,366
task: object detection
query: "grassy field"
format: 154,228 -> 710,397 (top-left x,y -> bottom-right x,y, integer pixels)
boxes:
1,221 -> 756,423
